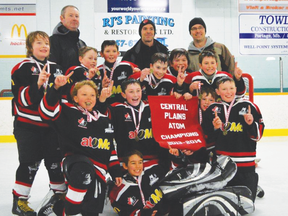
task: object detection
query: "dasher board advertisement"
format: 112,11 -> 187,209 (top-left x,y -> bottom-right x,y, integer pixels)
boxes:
239,14 -> 288,55
0,1 -> 36,58
94,13 -> 181,53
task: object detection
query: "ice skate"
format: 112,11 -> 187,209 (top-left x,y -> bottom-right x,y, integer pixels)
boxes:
12,195 -> 36,216
256,185 -> 265,198
38,191 -> 65,216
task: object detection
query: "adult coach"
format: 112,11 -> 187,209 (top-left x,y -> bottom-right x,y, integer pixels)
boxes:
187,17 -> 235,75
49,5 -> 86,72
122,19 -> 168,70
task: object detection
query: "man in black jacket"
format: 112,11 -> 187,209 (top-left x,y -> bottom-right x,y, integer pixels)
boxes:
49,5 -> 86,72
122,19 -> 168,70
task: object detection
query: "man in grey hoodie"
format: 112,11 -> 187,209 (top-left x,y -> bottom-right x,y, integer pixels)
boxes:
49,5 -> 86,73
187,17 -> 235,75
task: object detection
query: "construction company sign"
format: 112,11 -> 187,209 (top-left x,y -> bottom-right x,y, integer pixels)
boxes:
238,0 -> 288,55
239,14 -> 288,55
0,3 -> 36,58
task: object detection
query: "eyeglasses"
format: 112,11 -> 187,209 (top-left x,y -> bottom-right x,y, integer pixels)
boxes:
191,26 -> 204,31
200,51 -> 215,57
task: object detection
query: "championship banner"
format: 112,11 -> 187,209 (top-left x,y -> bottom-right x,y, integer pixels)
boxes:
148,96 -> 206,151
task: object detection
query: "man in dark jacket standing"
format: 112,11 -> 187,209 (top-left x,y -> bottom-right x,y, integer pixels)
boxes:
49,5 -> 86,72
122,19 -> 168,70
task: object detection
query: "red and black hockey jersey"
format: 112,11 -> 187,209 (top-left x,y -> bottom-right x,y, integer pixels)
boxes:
109,166 -> 168,216
97,61 -> 136,104
39,86 -> 122,182
11,57 -> 63,128
201,98 -> 264,172
65,64 -> 102,91
101,101 -> 172,170
129,72 -> 177,101
167,66 -> 192,77
183,70 -> 246,97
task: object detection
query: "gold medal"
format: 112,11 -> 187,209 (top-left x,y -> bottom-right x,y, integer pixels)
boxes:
135,135 -> 139,142
222,123 -> 230,136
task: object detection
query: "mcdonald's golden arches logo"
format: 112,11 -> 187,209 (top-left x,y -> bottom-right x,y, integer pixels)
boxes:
11,24 -> 27,38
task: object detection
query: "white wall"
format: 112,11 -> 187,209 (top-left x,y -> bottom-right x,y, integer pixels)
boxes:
1,0 -> 287,90
1,95 -> 287,137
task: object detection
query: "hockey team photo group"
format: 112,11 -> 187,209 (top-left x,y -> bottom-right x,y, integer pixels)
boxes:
3,1 -> 283,216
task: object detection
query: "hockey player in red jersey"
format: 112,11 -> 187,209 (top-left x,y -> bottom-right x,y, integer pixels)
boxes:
129,53 -> 177,101
97,40 -> 138,105
98,79 -> 182,175
109,150 -> 169,216
11,31 -> 66,216
201,76 -> 265,201
176,50 -> 246,98
65,46 -> 101,92
39,76 -> 122,215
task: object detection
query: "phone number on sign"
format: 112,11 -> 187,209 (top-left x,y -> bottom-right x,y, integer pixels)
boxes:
116,40 -> 138,47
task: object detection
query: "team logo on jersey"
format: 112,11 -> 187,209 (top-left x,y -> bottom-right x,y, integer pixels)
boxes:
78,117 -> 87,128
223,122 -> 243,133
128,128 -> 153,140
31,66 -> 39,75
158,88 -> 167,96
105,123 -> 114,133
149,174 -> 159,186
141,85 -> 147,94
127,196 -> 138,206
117,71 -> 127,80
125,113 -> 132,121
53,69 -> 63,77
144,189 -> 163,209
239,107 -> 248,115
148,117 -> 151,122
212,106 -> 220,114
81,137 -> 110,150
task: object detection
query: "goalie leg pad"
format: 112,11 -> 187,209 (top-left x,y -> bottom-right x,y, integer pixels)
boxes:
159,155 -> 237,200
182,186 -> 255,216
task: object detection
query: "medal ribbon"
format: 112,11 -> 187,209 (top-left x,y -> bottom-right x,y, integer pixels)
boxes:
103,61 -> 118,85
223,97 -> 236,128
199,108 -> 202,125
148,73 -> 161,89
127,102 -> 143,136
134,174 -> 146,205
77,106 -> 99,122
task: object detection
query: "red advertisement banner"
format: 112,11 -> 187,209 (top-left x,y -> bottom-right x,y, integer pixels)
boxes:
148,96 -> 206,151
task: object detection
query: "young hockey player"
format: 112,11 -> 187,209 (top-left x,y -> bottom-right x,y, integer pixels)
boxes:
97,40 -> 138,104
98,79 -> 180,174
180,86 -> 218,163
65,46 -> 101,91
11,31 -> 66,216
201,76 -> 265,201
129,52 -> 177,101
39,77 -> 122,215
167,48 -> 192,77
176,50 -> 246,98
109,150 -> 169,216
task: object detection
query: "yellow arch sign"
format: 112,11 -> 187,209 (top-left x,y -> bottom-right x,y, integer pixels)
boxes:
11,24 -> 27,38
